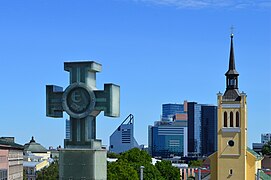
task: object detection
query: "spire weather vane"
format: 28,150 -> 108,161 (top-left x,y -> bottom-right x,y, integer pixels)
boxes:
230,26 -> 234,37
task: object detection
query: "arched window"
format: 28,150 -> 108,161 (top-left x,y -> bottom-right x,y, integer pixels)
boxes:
236,112 -> 240,127
224,112 -> 227,127
229,169 -> 233,175
230,112 -> 234,127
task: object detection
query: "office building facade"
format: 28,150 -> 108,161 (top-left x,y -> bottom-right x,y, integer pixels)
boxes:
261,133 -> 271,144
149,103 -> 188,158
0,137 -> 24,180
150,101 -> 217,157
65,119 -> 70,140
149,120 -> 188,158
162,103 -> 185,120
187,102 -> 202,156
109,114 -> 139,154
201,105 -> 217,156
188,103 -> 217,156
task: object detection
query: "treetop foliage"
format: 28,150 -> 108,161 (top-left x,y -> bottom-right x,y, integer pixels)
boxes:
36,161 -> 59,180
118,148 -> 152,164
188,160 -> 203,167
262,140 -> 271,155
108,148 -> 180,180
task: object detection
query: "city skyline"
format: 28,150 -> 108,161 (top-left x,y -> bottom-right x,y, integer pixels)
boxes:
0,0 -> 270,148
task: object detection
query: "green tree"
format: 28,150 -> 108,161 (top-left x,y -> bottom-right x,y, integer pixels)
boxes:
118,148 -> 152,164
189,160 -> 203,167
262,141 -> 271,155
119,148 -> 164,180
108,148 -> 168,180
107,160 -> 138,180
187,175 -> 195,180
107,152 -> 120,158
155,160 -> 180,180
140,163 -> 164,180
36,161 -> 59,180
23,170 -> 27,180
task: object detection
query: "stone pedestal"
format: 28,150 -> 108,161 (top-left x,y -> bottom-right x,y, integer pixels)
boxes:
59,140 -> 106,180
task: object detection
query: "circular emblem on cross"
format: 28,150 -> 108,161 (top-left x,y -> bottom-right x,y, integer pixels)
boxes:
62,83 -> 96,119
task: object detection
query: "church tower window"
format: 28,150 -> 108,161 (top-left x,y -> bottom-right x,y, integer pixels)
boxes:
230,112 -> 234,127
229,169 -> 233,175
224,112 -> 227,127
236,112 -> 240,127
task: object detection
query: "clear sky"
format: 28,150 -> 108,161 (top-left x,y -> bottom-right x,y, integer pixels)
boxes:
0,0 -> 270,148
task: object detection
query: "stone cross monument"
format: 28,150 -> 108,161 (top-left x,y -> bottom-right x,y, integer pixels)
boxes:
46,61 -> 120,179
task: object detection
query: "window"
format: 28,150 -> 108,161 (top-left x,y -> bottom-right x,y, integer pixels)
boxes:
224,112 -> 227,127
228,140 -> 234,147
230,79 -> 235,86
236,112 -> 240,127
230,112 -> 233,127
229,169 -> 233,175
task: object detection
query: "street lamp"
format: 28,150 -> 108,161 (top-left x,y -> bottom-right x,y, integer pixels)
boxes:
140,166 -> 145,180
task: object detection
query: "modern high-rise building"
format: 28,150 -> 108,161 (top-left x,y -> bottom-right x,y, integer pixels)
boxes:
151,100 -> 217,157
109,114 -> 139,154
187,102 -> 217,156
162,103 -> 185,120
149,102 -> 188,158
261,133 -> 271,144
187,102 -> 202,156
149,119 -> 188,158
201,105 -> 217,156
66,119 -> 70,140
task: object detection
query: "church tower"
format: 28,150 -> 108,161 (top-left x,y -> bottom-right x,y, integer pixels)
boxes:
209,34 -> 262,180
216,33 -> 247,179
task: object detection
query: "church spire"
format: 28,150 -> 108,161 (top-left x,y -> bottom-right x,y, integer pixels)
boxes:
225,34 -> 239,76
223,33 -> 240,101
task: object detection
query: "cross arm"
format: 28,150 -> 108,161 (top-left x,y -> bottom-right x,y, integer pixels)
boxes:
46,85 -> 64,118
94,84 -> 120,117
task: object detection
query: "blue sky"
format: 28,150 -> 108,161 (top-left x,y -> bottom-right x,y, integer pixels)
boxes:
0,0 -> 270,148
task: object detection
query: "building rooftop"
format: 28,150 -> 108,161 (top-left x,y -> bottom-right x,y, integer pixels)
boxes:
23,161 -> 40,168
0,137 -> 23,150
247,147 -> 263,161
24,136 -> 48,153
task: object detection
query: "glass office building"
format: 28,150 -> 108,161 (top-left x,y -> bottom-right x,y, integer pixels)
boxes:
261,133 -> 271,144
150,101 -> 217,157
188,102 -> 217,156
201,105 -> 217,156
188,102 -> 202,156
66,119 -> 70,140
162,103 -> 184,120
149,120 -> 188,158
149,101 -> 188,158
